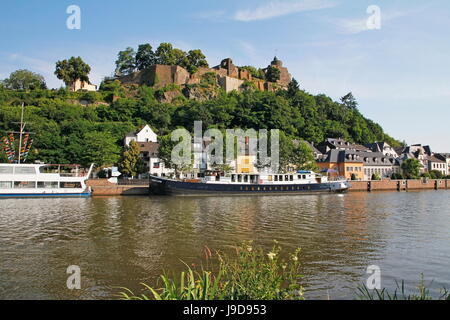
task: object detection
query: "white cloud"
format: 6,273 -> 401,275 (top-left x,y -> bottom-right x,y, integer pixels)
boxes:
234,0 -> 337,22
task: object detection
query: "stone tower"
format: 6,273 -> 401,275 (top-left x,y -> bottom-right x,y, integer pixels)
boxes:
267,56 -> 292,88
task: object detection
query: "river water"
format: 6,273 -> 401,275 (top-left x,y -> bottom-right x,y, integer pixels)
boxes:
0,190 -> 449,300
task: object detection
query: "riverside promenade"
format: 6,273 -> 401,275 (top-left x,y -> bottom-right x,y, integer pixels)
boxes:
87,179 -> 450,196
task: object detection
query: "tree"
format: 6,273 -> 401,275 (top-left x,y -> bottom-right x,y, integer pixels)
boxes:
155,43 -> 177,65
351,173 -> 357,181
184,49 -> 209,74
240,66 -> 265,79
401,158 -> 421,179
55,56 -> 91,87
81,131 -> 120,167
340,92 -> 358,110
118,140 -> 144,178
265,66 -> 281,82
3,69 -> 46,90
291,141 -> 318,171
135,44 -> 155,71
287,78 -> 300,97
115,47 -> 136,76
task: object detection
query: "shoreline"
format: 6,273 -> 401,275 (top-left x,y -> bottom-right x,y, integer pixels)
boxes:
87,178 -> 450,196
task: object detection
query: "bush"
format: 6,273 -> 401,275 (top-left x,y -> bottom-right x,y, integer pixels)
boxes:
429,170 -> 444,179
391,173 -> 403,180
371,173 -> 381,181
421,172 -> 431,179
119,241 -> 304,300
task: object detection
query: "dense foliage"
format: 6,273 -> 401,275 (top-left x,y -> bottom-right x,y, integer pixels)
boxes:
401,158 -> 421,179
1,69 -> 47,90
115,42 -> 209,76
0,79 -> 400,167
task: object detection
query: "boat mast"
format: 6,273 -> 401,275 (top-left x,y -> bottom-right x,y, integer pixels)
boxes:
11,103 -> 32,164
17,103 -> 25,164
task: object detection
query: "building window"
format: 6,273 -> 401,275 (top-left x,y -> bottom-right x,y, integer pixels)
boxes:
153,163 -> 160,168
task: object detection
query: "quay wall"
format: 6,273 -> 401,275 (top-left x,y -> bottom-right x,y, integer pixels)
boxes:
87,179 -> 148,196
349,179 -> 449,192
87,179 -> 449,196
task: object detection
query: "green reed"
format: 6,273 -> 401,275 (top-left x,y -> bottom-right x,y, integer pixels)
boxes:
119,241 -> 304,300
357,275 -> 450,300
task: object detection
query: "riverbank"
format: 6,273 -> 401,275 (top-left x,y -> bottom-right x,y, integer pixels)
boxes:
87,179 -> 450,196
87,179 -> 148,196
349,179 -> 449,192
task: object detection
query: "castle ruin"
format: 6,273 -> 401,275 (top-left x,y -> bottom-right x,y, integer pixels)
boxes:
117,57 -> 292,93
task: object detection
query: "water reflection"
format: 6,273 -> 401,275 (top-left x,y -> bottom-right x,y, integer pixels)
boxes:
0,191 -> 449,299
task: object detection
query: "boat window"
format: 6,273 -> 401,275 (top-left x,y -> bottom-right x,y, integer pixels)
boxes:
268,175 -> 272,181
274,175 -> 278,181
285,175 -> 289,181
238,175 -> 242,182
231,174 -> 236,182
0,181 -> 12,188
37,181 -> 59,189
290,175 -> 294,181
60,182 -> 82,188
279,175 -> 283,181
302,175 -> 306,179
297,175 -> 301,179
0,167 -> 14,174
14,181 -> 36,189
14,167 -> 36,174
244,175 -> 248,183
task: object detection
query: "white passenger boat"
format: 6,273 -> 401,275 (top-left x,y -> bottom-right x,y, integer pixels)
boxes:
0,163 -> 93,198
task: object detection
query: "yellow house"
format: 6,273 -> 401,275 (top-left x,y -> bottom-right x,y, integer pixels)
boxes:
317,149 -> 364,180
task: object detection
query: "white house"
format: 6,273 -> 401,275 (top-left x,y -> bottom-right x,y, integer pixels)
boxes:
70,79 -> 97,92
124,125 -> 158,146
124,125 -> 172,177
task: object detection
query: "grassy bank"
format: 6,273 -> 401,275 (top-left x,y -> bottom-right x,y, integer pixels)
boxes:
119,242 -> 449,300
119,241 -> 304,300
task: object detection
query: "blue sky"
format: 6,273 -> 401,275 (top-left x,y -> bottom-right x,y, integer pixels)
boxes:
1,0 -> 449,151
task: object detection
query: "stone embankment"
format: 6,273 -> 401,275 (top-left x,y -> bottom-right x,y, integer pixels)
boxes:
348,179 -> 449,192
87,179 -> 449,196
87,179 -> 148,196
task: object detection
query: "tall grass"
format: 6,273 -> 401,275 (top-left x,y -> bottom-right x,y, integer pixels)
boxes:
119,241 -> 304,300
357,275 -> 450,300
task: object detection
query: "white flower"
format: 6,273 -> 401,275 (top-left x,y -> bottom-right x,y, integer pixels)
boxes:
267,252 -> 276,260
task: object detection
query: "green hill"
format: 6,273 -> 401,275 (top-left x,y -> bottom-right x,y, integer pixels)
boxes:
0,81 -> 400,166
